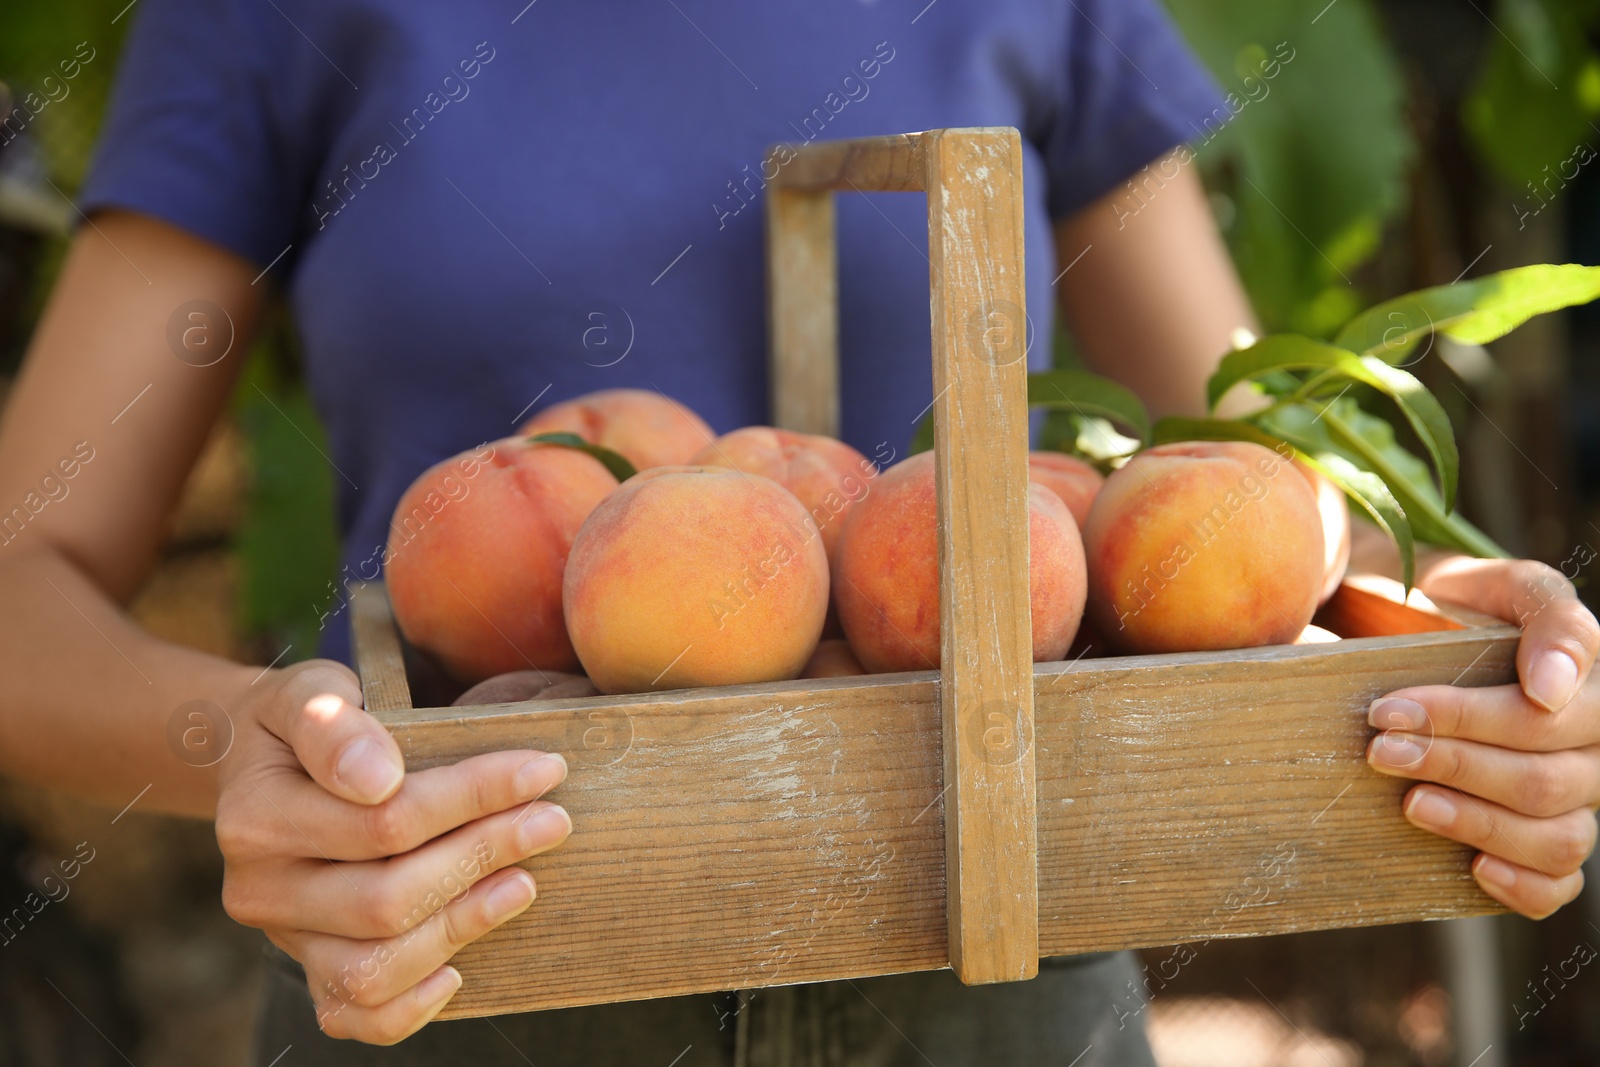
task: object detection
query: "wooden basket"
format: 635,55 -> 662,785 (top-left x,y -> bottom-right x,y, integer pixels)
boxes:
351,128 -> 1516,1021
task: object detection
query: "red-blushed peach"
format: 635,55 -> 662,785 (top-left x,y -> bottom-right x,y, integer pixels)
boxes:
452,670 -> 600,706
800,639 -> 866,679
563,466 -> 829,693
520,388 -> 712,470
831,451 -> 1087,673
386,438 -> 619,684
690,427 -> 874,563
1294,461 -> 1352,605
1082,440 -> 1325,654
1027,452 -> 1104,528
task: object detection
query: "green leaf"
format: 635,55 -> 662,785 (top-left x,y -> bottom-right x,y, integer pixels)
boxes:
1026,369 -> 1151,446
1207,335 -> 1459,510
527,432 -> 638,482
1333,263 -> 1600,360
1318,410 -> 1507,559
1304,455 -> 1417,591
1151,415 -> 1294,451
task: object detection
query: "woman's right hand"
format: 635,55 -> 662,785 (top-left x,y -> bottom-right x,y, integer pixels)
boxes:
215,659 -> 572,1044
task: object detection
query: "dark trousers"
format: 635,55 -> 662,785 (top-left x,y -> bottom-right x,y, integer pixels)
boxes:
253,948 -> 1158,1066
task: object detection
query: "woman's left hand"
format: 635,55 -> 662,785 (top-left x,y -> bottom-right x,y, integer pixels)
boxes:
1365,555 -> 1600,918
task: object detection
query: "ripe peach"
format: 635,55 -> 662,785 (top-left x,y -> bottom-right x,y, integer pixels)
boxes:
801,639 -> 866,679
453,670 -> 600,706
520,388 -> 712,470
563,466 -> 829,693
689,427 -> 874,563
1295,462 -> 1352,605
386,439 -> 619,684
832,451 -> 1087,673
1027,452 -> 1104,527
1082,441 -> 1325,654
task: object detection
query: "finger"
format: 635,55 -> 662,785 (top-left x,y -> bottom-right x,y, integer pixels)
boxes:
1368,683 -> 1600,753
1421,557 -> 1599,711
1471,853 -> 1586,920
262,660 -> 407,805
1366,733 -> 1600,817
231,799 -> 571,938
314,964 -> 463,1045
290,867 -> 536,1011
1400,785 -> 1598,877
217,749 -> 567,862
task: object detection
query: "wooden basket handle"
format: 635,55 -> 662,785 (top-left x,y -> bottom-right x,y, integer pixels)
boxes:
765,128 -> 1038,984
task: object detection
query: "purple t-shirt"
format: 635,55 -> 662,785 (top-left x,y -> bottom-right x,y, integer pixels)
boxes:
82,0 -> 1224,663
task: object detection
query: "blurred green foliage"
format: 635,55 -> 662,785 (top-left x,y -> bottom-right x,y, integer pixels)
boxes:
1165,0 -> 1413,336
233,324 -> 341,661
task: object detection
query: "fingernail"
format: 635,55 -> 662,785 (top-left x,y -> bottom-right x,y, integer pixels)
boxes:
1527,650 -> 1579,711
515,803 -> 572,854
1369,697 -> 1427,732
418,966 -> 462,1006
484,870 -> 536,921
1475,854 -> 1517,890
1369,732 -> 1426,770
334,737 -> 404,802
1405,789 -> 1458,830
514,753 -> 567,799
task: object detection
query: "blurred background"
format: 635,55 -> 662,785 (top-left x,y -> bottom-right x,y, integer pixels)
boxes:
2,0 -> 1599,1064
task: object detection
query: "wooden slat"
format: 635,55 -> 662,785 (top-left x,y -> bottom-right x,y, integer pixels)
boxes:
369,623 -> 1515,1020
349,581 -> 412,713
766,188 -> 839,436
922,128 -> 1038,984
766,132 -> 926,193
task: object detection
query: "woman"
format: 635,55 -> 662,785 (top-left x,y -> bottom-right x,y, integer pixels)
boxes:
1,1 -> 1596,1063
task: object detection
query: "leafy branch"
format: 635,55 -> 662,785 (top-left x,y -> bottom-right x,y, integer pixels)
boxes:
921,263 -> 1600,588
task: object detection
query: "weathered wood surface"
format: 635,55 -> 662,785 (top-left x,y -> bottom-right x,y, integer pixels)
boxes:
358,578 -> 1517,1019
350,582 -> 412,714
766,187 -> 839,437
766,132 -> 927,193
922,128 -> 1039,984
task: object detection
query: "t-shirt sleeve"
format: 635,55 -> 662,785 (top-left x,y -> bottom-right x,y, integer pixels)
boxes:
78,0 -> 304,269
1039,0 -> 1227,219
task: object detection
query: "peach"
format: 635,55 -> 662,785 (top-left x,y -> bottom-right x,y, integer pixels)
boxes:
1027,452 -> 1104,528
521,388 -> 713,470
831,452 -> 1087,673
690,427 -> 874,563
1082,441 -> 1325,654
563,466 -> 829,693
1295,462 -> 1352,605
386,438 -> 619,684
801,639 -> 866,679
453,670 -> 599,706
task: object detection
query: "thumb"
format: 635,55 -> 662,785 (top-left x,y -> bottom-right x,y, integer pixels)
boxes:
258,659 -> 406,804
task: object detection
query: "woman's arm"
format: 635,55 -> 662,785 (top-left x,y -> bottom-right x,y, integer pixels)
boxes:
0,212 -> 264,815
1054,157 -> 1600,920
0,213 -> 571,1041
